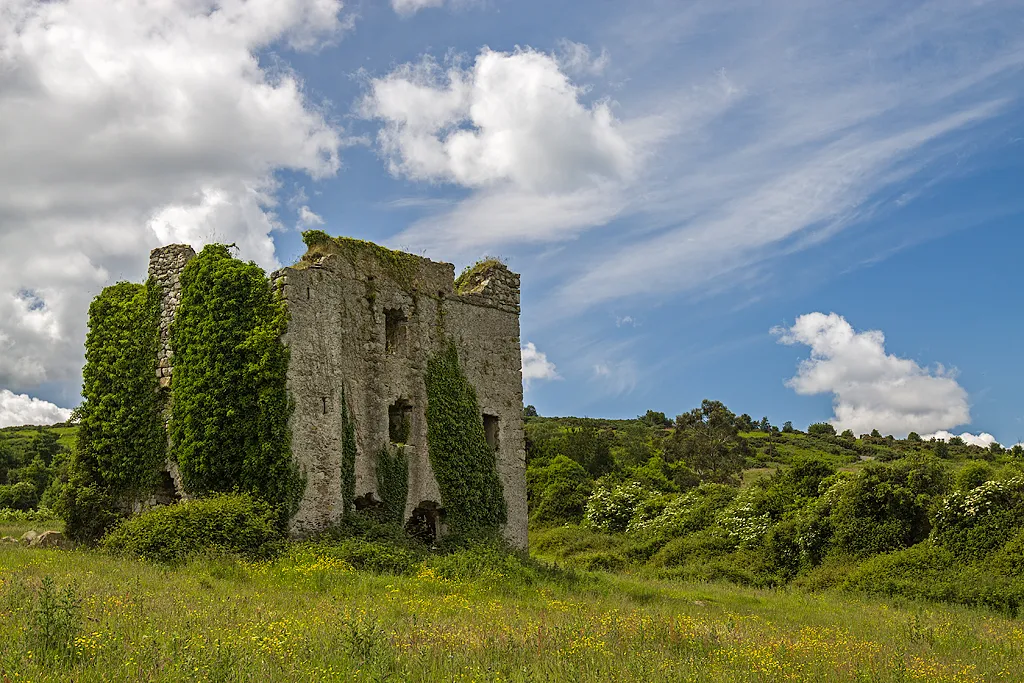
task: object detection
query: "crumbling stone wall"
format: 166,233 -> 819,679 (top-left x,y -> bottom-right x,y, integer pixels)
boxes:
276,248 -> 527,548
146,240 -> 527,549
148,245 -> 196,391
147,244 -> 196,500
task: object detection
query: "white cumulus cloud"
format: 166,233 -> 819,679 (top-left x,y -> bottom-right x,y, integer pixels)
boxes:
360,46 -> 646,254
362,48 -> 633,192
774,312 -> 970,437
924,431 -> 999,448
521,342 -> 559,387
0,389 -> 71,428
0,0 -> 350,401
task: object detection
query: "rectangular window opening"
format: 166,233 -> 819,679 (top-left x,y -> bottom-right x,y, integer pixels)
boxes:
384,308 -> 408,354
389,399 -> 413,444
483,414 -> 499,451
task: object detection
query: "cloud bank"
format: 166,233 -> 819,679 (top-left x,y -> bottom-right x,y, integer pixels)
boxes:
775,313 -> 970,437
0,0 -> 350,407
924,431 -> 999,448
0,390 -> 72,429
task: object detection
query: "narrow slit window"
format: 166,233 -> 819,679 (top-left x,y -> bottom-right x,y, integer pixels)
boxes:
483,414 -> 499,451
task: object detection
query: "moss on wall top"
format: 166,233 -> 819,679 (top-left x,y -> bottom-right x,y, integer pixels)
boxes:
299,230 -> 425,290
454,258 -> 505,295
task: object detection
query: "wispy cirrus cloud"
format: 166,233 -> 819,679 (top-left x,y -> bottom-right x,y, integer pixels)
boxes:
362,0 -> 1024,310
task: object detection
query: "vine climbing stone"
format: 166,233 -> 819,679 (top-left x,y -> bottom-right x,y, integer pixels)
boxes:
135,233 -> 527,548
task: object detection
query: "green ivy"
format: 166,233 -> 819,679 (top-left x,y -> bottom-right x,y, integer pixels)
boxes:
59,280 -> 165,541
169,245 -> 302,519
376,445 -> 409,525
425,342 -> 506,537
340,386 -> 357,515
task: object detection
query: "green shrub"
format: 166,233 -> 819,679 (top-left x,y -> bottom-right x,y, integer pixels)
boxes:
986,529 -> 1024,577
649,526 -> 737,567
955,461 -> 994,492
627,483 -> 736,539
932,477 -> 1024,561
0,506 -> 58,522
0,481 -> 38,510
527,455 -> 592,525
830,455 -> 949,556
841,541 -> 1024,615
101,494 -> 282,563
807,423 -> 836,438
529,524 -> 627,562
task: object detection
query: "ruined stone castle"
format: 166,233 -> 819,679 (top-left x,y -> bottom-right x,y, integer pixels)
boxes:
147,237 -> 527,548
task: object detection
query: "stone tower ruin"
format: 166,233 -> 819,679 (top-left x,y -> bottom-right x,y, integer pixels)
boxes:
148,237 -> 528,549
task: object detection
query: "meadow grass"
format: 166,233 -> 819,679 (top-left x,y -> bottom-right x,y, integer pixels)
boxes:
2,542 -> 1023,682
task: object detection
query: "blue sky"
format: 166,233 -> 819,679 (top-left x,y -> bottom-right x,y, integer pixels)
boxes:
0,0 -> 1022,444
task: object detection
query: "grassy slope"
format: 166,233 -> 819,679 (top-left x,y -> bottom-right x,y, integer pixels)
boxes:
1,544 -> 1022,682
0,424 -> 78,453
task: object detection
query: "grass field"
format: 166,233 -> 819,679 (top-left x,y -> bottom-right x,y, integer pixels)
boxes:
2,542 -> 1023,682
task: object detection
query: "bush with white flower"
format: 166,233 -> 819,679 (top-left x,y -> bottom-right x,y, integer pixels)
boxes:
626,483 -> 736,537
932,477 -> 1024,560
582,481 -> 655,533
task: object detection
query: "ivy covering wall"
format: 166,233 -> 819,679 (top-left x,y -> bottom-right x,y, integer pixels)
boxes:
169,245 -> 302,518
340,387 -> 357,514
376,445 -> 409,524
425,342 -> 506,537
59,281 -> 165,541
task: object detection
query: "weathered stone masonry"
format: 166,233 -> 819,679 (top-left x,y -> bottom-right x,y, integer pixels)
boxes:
147,241 -> 528,549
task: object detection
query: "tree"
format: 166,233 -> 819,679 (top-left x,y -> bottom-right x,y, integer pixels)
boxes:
560,423 -> 614,478
758,417 -> 772,433
618,422 -> 656,467
1012,444 -> 1024,458
870,429 -> 882,439
808,423 -> 836,438
934,440 -> 950,459
989,442 -> 1004,456
28,431 -> 63,467
736,414 -> 755,432
523,404 -> 538,418
841,429 -> 855,440
907,432 -> 922,443
665,400 -> 750,485
639,410 -> 670,428
782,421 -> 795,433
526,456 -> 592,524
948,436 -> 966,448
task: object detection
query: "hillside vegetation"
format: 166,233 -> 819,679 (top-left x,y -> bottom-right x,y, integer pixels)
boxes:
524,402 -> 1024,613
3,401 -> 1024,680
